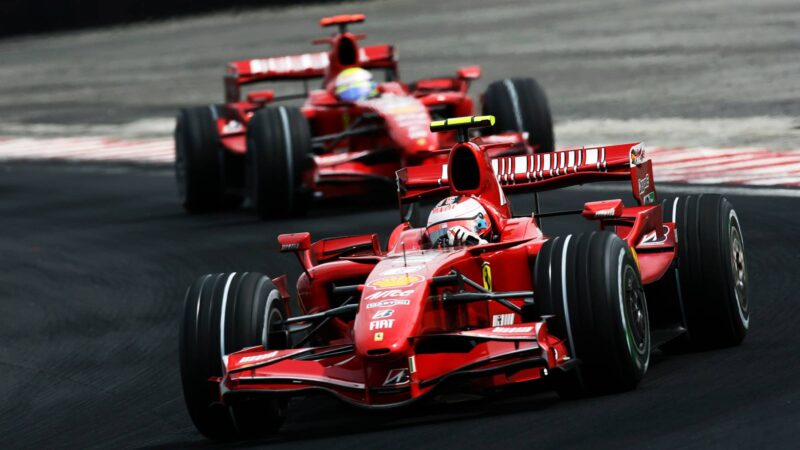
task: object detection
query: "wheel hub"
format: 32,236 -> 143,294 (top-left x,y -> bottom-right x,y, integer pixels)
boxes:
730,225 -> 748,315
623,266 -> 648,352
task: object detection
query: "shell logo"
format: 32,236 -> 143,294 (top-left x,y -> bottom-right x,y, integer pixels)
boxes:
368,274 -> 424,289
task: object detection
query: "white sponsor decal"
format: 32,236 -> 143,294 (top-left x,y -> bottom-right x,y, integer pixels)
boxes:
372,309 -> 394,319
364,289 -> 413,301
492,313 -> 515,326
366,299 -> 411,309
594,207 -> 617,218
640,225 -> 670,246
369,319 -> 395,330
249,53 -> 329,74
384,368 -> 409,386
492,326 -> 534,334
380,265 -> 424,276
238,351 -> 278,364
638,174 -> 651,193
401,253 -> 439,264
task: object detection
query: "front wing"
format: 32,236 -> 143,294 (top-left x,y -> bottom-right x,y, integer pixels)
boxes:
220,321 -> 572,409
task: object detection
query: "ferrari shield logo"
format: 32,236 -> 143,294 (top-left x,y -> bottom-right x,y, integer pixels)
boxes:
482,262 -> 492,291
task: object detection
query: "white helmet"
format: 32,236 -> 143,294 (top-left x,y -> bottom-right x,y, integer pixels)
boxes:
426,196 -> 491,247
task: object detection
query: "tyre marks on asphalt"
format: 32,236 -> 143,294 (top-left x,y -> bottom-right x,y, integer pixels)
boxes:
2,136 -> 800,187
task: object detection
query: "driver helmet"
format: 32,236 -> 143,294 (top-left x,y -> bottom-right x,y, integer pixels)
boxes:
334,67 -> 376,102
426,195 -> 492,247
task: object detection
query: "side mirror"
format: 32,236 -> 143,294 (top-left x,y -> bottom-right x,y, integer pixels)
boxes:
582,199 -> 623,219
278,232 -> 311,252
457,65 -> 481,80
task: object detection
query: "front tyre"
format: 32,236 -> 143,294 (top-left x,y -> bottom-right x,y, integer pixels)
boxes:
179,272 -> 287,440
483,78 -> 554,153
534,231 -> 650,397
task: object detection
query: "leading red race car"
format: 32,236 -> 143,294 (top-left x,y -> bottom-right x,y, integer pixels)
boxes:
179,116 -> 749,440
174,14 -> 554,218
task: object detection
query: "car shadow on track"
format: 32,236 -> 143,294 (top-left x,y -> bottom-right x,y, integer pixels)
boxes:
143,383 -> 562,449
143,339 -> 679,448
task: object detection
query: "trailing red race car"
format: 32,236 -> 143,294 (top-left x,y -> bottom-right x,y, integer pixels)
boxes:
179,116 -> 750,440
174,14 -> 554,218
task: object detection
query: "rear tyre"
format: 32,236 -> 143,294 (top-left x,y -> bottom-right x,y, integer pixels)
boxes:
663,195 -> 749,351
533,231 -> 650,397
483,78 -> 554,153
179,272 -> 288,440
246,106 -> 312,219
174,106 -> 243,212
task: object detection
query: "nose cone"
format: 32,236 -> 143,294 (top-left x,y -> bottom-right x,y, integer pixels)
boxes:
354,273 -> 427,358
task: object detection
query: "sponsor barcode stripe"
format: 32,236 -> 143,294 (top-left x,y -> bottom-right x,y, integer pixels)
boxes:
2,137 -> 800,187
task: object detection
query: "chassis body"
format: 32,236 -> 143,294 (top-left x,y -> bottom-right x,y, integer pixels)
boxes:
210,15 -> 530,200
220,130 -> 683,408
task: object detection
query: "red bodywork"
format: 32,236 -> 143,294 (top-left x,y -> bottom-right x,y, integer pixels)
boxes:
219,136 -> 677,408
211,14 -> 529,199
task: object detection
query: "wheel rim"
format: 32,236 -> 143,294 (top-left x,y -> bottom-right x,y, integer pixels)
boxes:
623,265 -> 648,354
264,306 -> 285,350
729,222 -> 748,320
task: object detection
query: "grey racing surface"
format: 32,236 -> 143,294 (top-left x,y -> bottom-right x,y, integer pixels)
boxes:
1,0 -> 798,129
1,0 -> 799,449
1,164 -> 799,449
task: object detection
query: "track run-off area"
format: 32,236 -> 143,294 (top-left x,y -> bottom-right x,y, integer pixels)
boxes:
1,0 -> 799,448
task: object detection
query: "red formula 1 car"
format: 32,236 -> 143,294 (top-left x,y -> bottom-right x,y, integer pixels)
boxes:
179,116 -> 749,440
174,14 -> 554,218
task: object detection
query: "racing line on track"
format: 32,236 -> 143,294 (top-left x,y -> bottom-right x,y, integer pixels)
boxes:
2,136 -> 800,187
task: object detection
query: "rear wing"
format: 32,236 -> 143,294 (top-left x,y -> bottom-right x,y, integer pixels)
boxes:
224,44 -> 396,101
397,142 -> 657,206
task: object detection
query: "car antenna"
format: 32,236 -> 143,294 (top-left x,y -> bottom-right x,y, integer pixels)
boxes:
402,242 -> 408,269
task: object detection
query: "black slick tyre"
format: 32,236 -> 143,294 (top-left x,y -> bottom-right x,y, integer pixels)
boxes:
664,194 -> 749,350
246,106 -> 312,219
174,106 -> 242,212
483,78 -> 554,153
179,272 -> 288,440
533,231 -> 650,397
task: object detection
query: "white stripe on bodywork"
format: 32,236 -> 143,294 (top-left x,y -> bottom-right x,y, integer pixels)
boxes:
585,148 -> 598,166
514,155 -> 527,174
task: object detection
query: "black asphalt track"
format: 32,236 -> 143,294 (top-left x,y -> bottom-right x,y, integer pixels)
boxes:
1,163 -> 798,449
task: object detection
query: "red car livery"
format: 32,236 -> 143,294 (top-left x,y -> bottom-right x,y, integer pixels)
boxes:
174,14 -> 554,218
179,115 -> 750,440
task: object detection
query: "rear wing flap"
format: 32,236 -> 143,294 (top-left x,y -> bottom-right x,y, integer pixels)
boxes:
225,44 -> 396,101
398,142 -> 657,206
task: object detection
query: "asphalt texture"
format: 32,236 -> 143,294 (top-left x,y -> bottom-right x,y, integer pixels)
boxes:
1,0 -> 799,449
0,0 -> 798,130
0,163 -> 797,449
